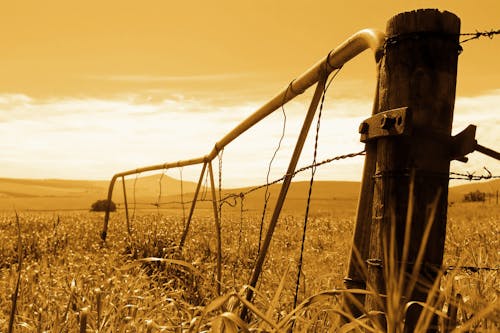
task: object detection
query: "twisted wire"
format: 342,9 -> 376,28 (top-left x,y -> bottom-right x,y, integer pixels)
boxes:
258,83 -> 289,253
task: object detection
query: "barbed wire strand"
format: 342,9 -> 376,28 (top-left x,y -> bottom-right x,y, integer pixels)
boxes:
139,160 -> 498,210
257,83 -> 289,254
179,167 -> 186,226
238,193 -> 244,264
156,170 -> 165,217
131,172 -> 140,222
365,258 -> 499,274
200,164 -> 209,202
219,150 -> 367,207
460,29 -> 500,44
218,149 -> 224,224
445,265 -> 499,273
449,167 -> 500,181
136,150 -> 366,209
293,66 -> 343,310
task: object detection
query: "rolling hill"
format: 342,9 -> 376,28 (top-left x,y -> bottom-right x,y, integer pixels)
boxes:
0,175 -> 198,211
0,176 -> 498,212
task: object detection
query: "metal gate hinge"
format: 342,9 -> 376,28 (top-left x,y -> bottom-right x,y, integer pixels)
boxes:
451,124 -> 500,162
359,109 -> 500,162
359,107 -> 410,143
450,125 -> 476,162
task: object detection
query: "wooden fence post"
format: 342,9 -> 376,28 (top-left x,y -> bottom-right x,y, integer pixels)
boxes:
343,73 -> 382,317
363,9 -> 460,331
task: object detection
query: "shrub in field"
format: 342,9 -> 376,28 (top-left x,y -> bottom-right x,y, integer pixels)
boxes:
463,190 -> 486,202
90,199 -> 116,212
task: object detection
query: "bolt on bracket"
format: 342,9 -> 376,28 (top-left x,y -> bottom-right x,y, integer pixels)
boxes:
359,107 -> 411,143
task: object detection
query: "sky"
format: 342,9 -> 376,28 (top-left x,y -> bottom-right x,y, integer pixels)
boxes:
1,1 -> 499,187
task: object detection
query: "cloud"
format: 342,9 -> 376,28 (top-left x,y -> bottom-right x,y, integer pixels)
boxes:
0,89 -> 498,185
86,73 -> 253,83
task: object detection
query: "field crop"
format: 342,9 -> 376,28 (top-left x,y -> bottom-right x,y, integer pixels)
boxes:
0,202 -> 498,332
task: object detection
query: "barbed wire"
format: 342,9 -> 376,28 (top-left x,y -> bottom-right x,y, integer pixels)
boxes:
449,167 -> 500,181
445,265 -> 499,274
460,29 -> 500,44
384,28 -> 500,55
217,149 -> 224,222
293,67 -> 343,309
366,258 -> 499,274
155,170 -> 165,215
258,79 -> 289,253
131,172 -> 140,221
179,167 -> 186,225
219,150 -> 367,208
130,158 -> 498,210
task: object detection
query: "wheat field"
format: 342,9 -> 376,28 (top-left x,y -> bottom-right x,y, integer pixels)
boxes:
0,200 -> 498,332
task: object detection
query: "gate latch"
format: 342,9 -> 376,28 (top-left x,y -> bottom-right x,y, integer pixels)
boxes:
359,107 -> 410,143
359,107 -> 500,162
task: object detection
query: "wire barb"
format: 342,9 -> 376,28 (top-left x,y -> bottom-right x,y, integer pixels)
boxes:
218,150 -> 367,208
130,163 -> 497,210
293,66 -> 343,311
450,167 -> 499,181
217,149 -> 224,223
460,29 -> 500,44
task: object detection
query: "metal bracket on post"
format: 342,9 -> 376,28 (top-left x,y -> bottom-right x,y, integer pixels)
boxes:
359,107 -> 411,143
450,125 -> 477,162
451,124 -> 500,162
359,112 -> 499,163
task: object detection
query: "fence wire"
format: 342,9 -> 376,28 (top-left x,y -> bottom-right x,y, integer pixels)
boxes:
449,167 -> 500,181
460,29 -> 500,44
218,150 -> 367,208
99,26 -> 500,319
127,158 -> 499,209
445,265 -> 499,274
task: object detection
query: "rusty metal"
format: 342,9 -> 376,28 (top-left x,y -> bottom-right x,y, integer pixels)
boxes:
358,121 -> 369,134
475,143 -> 500,161
208,160 -> 222,296
121,176 -> 130,235
101,156 -> 207,240
448,124 -> 499,162
359,107 -> 410,143
450,125 -> 476,162
242,74 -> 327,320
207,29 -> 385,160
101,28 -> 385,241
179,161 -> 207,250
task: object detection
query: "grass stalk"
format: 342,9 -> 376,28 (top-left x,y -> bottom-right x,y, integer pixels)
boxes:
8,212 -> 23,333
79,307 -> 88,333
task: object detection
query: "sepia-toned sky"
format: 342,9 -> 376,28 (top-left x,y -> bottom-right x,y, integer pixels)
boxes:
1,1 -> 499,186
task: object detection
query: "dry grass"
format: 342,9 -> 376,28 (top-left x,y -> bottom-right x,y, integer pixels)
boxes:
0,202 -> 498,331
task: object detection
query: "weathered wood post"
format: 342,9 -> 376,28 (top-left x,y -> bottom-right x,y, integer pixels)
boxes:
358,9 -> 460,331
343,64 -> 382,316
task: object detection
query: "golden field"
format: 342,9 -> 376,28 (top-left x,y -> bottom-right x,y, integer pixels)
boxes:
0,178 -> 498,331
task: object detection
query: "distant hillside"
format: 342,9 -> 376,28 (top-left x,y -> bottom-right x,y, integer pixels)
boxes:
0,176 -> 497,211
0,175 -> 198,211
448,179 -> 500,203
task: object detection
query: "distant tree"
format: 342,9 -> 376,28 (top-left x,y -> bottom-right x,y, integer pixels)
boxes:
90,199 -> 116,212
463,190 -> 486,202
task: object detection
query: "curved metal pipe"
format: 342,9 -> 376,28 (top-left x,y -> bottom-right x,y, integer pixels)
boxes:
207,29 -> 385,159
101,156 -> 207,240
101,28 -> 385,241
